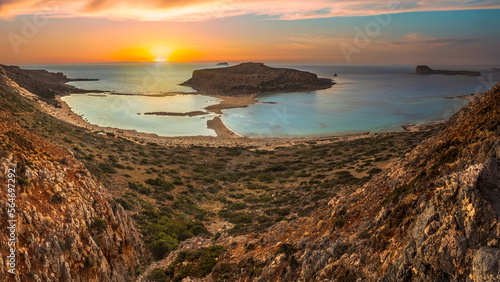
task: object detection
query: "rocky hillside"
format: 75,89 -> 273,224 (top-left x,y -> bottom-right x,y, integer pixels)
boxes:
181,62 -> 333,96
0,73 -> 142,281
145,83 -> 500,281
0,64 -> 98,106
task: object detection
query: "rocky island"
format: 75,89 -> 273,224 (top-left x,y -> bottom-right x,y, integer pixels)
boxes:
181,62 -> 334,96
415,65 -> 481,76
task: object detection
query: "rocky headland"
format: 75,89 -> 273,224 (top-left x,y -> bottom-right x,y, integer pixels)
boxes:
0,64 -> 99,107
415,65 -> 481,76
181,62 -> 334,96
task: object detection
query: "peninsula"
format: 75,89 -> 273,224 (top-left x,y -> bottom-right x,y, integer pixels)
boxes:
415,65 -> 481,76
181,62 -> 334,96
0,64 -> 99,106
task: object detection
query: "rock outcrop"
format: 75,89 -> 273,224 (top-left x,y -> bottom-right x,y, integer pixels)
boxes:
415,65 -> 481,76
0,74 -> 142,281
181,62 -> 334,96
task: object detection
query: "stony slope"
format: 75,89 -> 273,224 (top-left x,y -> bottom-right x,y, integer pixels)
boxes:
145,83 -> 500,281
181,62 -> 334,96
0,72 -> 142,281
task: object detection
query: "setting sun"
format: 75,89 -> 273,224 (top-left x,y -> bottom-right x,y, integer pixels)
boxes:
154,57 -> 167,62
149,46 -> 174,62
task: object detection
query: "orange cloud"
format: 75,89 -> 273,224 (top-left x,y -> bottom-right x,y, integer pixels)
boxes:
1,0 -> 499,21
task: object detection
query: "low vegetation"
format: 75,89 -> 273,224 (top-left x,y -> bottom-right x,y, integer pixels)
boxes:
7,94 -> 440,265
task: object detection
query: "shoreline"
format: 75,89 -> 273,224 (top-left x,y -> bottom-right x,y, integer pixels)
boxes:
53,91 -> 448,149
6,73 -> 472,149
447,92 -> 483,101
47,94 -> 380,149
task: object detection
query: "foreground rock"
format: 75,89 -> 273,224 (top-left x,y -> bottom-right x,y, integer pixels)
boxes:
181,62 -> 334,96
0,75 -> 142,281
415,65 -> 481,76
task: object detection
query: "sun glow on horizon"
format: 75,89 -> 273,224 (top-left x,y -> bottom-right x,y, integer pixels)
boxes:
149,46 -> 174,62
154,57 -> 167,62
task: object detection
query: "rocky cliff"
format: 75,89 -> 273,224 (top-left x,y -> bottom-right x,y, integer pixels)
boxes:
0,73 -> 142,281
415,65 -> 481,76
181,62 -> 334,96
145,83 -> 500,281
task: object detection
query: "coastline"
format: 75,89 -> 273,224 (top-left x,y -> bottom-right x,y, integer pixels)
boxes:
447,92 -> 483,101
402,121 -> 446,132
56,94 -> 376,148
3,68 -> 475,149
39,90 -> 450,149
18,85 -> 376,149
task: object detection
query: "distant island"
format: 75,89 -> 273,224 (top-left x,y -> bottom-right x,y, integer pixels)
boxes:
415,65 -> 481,76
181,62 -> 334,96
216,62 -> 229,66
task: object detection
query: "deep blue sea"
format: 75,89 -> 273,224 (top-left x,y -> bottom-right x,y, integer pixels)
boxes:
23,63 -> 500,137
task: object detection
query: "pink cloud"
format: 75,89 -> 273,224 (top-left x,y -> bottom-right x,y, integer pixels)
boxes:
1,0 -> 499,21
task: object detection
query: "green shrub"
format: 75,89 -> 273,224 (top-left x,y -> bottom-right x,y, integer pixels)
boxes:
83,255 -> 95,270
116,198 -> 133,210
166,245 -> 227,280
275,243 -> 297,257
332,216 -> 346,230
225,202 -> 248,210
146,177 -> 175,191
127,181 -> 151,195
97,162 -> 117,174
147,268 -> 169,282
89,217 -> 107,234
218,210 -> 253,224
148,235 -> 178,260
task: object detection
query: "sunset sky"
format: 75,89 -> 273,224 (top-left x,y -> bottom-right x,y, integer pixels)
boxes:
0,0 -> 499,65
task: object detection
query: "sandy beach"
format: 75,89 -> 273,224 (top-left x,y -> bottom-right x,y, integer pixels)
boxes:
204,94 -> 260,114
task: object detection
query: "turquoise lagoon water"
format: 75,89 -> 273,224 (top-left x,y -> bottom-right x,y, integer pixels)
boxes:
61,94 -> 221,137
23,63 -> 499,137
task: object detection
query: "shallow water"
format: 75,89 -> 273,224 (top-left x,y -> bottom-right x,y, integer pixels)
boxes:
61,93 -> 221,137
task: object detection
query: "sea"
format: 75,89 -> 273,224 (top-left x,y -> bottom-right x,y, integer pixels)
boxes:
22,63 -> 500,138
